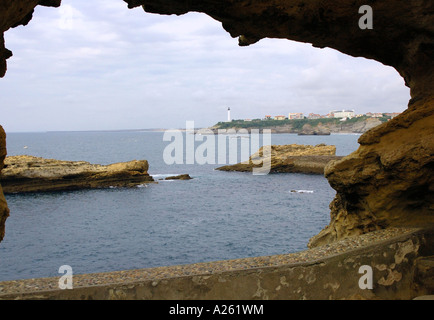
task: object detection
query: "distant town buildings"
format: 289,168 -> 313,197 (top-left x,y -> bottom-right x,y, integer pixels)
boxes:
274,115 -> 287,120
384,112 -> 401,119
308,113 -> 321,119
230,108 -> 402,123
288,112 -> 304,120
330,110 -> 355,119
366,112 -> 384,118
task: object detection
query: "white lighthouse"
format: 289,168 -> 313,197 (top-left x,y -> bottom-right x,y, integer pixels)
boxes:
227,107 -> 231,122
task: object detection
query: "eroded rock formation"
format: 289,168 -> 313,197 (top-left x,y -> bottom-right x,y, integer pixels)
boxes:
298,124 -> 331,136
309,100 -> 434,247
1,156 -> 154,193
0,126 -> 9,242
0,0 -> 433,247
216,144 -> 340,174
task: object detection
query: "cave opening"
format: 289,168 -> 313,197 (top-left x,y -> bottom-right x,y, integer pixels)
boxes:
0,0 -> 418,282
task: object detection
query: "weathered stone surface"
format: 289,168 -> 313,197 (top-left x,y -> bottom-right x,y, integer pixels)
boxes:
308,99 -> 434,247
1,155 -> 154,193
217,144 -> 340,174
0,126 -> 9,242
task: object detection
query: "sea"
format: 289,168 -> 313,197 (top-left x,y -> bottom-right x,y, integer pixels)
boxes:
0,130 -> 361,281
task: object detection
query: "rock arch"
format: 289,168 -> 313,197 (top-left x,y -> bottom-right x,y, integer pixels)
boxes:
0,0 -> 433,245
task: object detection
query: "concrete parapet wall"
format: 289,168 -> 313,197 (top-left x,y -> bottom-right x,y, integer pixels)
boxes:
1,228 -> 433,300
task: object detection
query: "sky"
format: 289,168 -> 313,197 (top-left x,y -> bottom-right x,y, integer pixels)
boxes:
0,0 -> 410,133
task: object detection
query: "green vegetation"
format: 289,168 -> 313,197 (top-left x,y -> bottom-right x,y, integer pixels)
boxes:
216,118 -> 340,130
214,115 -> 391,130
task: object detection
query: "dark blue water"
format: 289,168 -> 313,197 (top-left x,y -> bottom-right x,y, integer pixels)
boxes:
0,131 -> 360,281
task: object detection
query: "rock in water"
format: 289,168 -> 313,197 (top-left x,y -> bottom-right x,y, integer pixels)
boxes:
1,155 -> 154,194
216,144 -> 341,174
164,174 -> 193,180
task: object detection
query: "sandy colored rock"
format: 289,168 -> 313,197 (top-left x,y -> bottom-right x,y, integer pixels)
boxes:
217,144 -> 340,174
0,126 -> 9,242
0,126 -> 6,169
1,155 -> 154,193
308,100 -> 434,247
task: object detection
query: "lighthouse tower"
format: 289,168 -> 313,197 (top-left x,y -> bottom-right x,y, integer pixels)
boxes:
227,107 -> 231,122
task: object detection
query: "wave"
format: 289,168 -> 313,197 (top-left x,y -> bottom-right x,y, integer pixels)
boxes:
151,174 -> 180,179
136,184 -> 149,188
290,190 -> 314,194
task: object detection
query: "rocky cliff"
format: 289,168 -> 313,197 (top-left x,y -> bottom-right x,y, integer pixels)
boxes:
298,123 -> 331,136
1,156 -> 154,194
216,144 -> 340,174
213,118 -> 383,135
308,100 -> 434,247
0,0 -> 433,248
0,126 -> 9,242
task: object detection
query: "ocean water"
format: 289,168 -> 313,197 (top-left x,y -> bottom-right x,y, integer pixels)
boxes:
0,131 -> 360,281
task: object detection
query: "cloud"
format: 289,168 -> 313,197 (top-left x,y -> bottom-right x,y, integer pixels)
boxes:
0,0 -> 410,132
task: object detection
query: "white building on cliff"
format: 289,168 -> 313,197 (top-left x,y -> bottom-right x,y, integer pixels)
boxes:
330,110 -> 355,119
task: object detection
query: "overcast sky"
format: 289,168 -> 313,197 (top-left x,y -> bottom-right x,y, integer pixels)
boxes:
0,0 -> 410,132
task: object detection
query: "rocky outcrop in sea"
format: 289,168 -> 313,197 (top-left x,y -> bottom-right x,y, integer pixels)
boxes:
216,144 -> 342,174
1,155 -> 155,194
